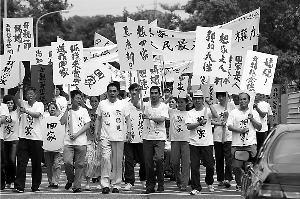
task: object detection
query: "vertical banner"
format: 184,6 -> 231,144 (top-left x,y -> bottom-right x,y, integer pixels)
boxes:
266,85 -> 281,124
114,20 -> 154,71
52,41 -> 85,85
3,18 -> 34,61
31,65 -> 54,104
193,27 -> 232,78
94,32 -> 114,47
240,50 -> 278,95
173,75 -> 189,97
34,46 -> 53,66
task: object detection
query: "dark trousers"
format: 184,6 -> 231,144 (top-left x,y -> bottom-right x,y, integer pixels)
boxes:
14,138 -> 43,191
190,145 -> 215,191
214,141 -> 233,182
1,139 -> 6,189
124,142 -> 146,185
143,140 -> 165,190
256,131 -> 267,153
4,140 -> 19,184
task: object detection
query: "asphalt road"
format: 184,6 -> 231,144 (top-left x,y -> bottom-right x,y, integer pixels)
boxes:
0,165 -> 242,199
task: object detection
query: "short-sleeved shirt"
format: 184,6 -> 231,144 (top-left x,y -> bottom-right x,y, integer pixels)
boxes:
257,101 -> 273,132
0,103 -> 10,140
143,102 -> 169,140
96,99 -> 129,141
227,108 -> 261,146
19,101 -> 44,141
64,106 -> 91,146
213,103 -> 236,142
186,108 -> 213,146
4,110 -> 19,141
169,109 -> 189,142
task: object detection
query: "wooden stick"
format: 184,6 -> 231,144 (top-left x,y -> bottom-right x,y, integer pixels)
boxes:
222,91 -> 229,143
204,77 -> 210,119
67,84 -> 73,135
19,61 -> 23,106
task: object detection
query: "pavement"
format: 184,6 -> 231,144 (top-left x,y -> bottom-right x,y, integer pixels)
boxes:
0,164 -> 242,199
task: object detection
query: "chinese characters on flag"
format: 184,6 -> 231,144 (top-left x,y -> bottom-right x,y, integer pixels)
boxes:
42,117 -> 65,151
114,20 -> 154,71
173,75 -> 189,98
34,46 -> 53,66
193,27 -> 232,78
240,50 -> 278,95
52,41 -> 84,85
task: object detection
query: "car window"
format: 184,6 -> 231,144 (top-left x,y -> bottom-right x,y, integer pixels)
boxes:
269,131 -> 300,164
256,127 -> 276,161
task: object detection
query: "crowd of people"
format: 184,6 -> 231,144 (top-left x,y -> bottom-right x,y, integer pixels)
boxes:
0,81 -> 273,195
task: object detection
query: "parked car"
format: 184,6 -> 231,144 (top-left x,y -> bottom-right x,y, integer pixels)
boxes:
241,124 -> 300,199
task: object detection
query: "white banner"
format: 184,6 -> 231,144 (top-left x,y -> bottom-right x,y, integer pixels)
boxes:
94,32 -> 114,47
240,50 -> 278,95
42,116 -> 65,151
34,46 -> 53,65
77,61 -> 112,96
115,20 -> 154,71
173,75 -> 189,98
3,18 -> 34,62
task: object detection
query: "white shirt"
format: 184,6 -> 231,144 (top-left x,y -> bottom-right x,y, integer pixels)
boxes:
64,106 -> 91,146
0,103 -> 10,140
143,102 -> 169,140
97,99 -> 129,141
127,100 -> 143,143
169,109 -> 189,142
257,101 -> 273,132
4,110 -> 19,141
213,103 -> 236,142
227,108 -> 261,146
19,101 -> 44,141
186,108 -> 213,146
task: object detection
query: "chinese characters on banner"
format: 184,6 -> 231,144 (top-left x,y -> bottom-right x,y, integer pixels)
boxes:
149,8 -> 259,62
3,18 -> 34,61
240,50 -> 278,95
266,85 -> 281,124
193,27 -> 232,78
94,32 -> 115,47
34,46 -> 53,66
108,63 -> 127,82
77,61 -> 112,96
173,75 -> 189,98
41,116 -> 65,151
31,65 -> 54,104
138,65 -> 162,97
0,54 -> 25,89
114,20 -> 154,71
52,41 -> 84,85
128,110 -> 144,143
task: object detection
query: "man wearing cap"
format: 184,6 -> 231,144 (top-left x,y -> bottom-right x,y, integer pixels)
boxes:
185,90 -> 218,195
211,92 -> 236,188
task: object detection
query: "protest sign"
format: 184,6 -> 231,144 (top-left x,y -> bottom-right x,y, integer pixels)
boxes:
0,54 -> 25,89
164,60 -> 193,82
31,65 -> 54,104
266,85 -> 281,125
115,20 -> 154,71
85,45 -> 119,63
77,61 -> 111,96
42,116 -> 65,151
128,110 -> 144,143
107,63 -> 127,81
3,18 -> 34,62
193,27 -> 232,78
34,46 -> 53,66
240,50 -> 278,95
94,32 -> 114,47
173,75 -> 189,98
52,41 -> 84,85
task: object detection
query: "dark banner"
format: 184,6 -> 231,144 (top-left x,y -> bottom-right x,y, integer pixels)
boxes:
31,65 -> 54,105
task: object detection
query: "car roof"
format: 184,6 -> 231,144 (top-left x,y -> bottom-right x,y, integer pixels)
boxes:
276,124 -> 300,134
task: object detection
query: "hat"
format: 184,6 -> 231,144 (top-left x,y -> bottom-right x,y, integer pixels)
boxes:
193,90 -> 203,98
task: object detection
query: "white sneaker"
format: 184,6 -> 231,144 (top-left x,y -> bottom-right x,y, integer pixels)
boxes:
208,185 -> 214,192
124,183 -> 133,191
190,189 -> 201,195
141,181 -> 146,189
96,185 -> 102,190
9,183 -> 14,189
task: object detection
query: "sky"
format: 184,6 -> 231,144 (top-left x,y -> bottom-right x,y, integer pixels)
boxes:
63,0 -> 190,18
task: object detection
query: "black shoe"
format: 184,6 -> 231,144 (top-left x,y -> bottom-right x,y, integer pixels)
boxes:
31,188 -> 40,192
157,186 -> 164,192
65,182 -> 72,190
13,188 -> 24,193
145,188 -> 155,194
52,184 -> 59,188
73,188 -> 82,193
112,188 -> 119,193
102,187 -> 110,194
